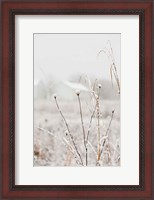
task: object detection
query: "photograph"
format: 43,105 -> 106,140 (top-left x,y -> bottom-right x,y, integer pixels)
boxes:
1,0 -> 153,198
33,33 -> 121,167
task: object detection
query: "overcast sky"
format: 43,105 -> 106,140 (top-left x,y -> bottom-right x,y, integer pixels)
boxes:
34,33 -> 120,82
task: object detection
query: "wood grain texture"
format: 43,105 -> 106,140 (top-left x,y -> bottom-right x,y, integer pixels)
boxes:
1,0 -> 153,199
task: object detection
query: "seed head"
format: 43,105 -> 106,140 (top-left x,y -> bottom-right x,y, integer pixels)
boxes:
53,93 -> 57,99
75,89 -> 80,96
98,83 -> 102,89
65,130 -> 68,136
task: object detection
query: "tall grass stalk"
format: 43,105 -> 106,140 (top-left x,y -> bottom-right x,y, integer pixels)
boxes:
100,110 -> 115,159
96,86 -> 101,161
36,126 -> 81,165
97,41 -> 120,94
86,104 -> 97,142
54,95 -> 84,166
76,91 -> 87,166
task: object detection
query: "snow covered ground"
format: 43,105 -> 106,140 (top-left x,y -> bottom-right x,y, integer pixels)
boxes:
34,97 -> 120,167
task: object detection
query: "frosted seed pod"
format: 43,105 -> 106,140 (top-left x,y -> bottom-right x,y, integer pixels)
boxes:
75,89 -> 80,96
53,93 -> 57,99
65,130 -> 68,136
98,83 -> 102,89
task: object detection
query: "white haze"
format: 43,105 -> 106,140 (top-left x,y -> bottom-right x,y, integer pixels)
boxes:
34,34 -> 120,83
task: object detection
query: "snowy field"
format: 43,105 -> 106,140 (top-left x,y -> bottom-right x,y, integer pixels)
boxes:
34,93 -> 120,167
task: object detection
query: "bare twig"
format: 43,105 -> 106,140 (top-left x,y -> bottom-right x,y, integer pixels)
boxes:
35,126 -> 81,165
97,41 -> 120,94
63,137 -> 81,165
87,104 -> 97,142
87,141 -> 97,157
106,109 -> 115,136
100,109 -> 115,158
76,92 -> 87,166
96,86 -> 101,161
54,96 -> 84,166
54,96 -> 70,132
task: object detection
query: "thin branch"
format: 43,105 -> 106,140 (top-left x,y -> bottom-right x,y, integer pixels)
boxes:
77,93 -> 87,166
97,42 -> 120,94
54,96 -> 70,132
86,104 -> 97,142
96,87 -> 101,161
100,109 -> 115,158
54,96 -> 84,166
87,141 -> 97,157
106,109 -> 115,136
35,126 -> 81,165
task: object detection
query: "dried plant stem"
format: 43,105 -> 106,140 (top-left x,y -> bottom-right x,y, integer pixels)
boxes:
100,110 -> 115,158
112,62 -> 120,94
108,41 -> 120,94
54,97 -> 84,166
79,73 -> 92,90
64,147 -> 72,166
96,93 -> 101,161
77,94 -> 87,166
62,137 -> 81,165
87,104 -> 97,142
92,79 -> 98,92
91,79 -> 98,105
63,137 -> 82,166
54,97 -> 70,132
106,109 -> 115,136
97,42 -> 120,94
109,141 -> 120,155
87,141 -> 97,157
36,126 -> 81,165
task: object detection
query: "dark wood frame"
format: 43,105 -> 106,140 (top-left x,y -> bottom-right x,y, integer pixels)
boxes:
0,0 -> 153,199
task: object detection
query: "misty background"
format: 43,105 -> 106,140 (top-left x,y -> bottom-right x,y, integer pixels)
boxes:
34,33 -> 120,100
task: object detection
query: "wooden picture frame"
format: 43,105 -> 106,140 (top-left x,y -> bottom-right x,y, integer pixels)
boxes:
1,0 -> 153,199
